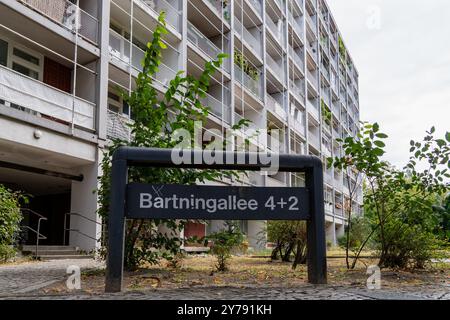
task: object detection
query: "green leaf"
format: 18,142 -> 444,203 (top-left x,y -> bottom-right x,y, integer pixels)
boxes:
436,139 -> 446,148
446,132 -> 450,142
376,133 -> 388,139
374,141 -> 386,148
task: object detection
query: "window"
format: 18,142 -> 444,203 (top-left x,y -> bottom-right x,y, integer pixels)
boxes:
0,39 -> 7,66
108,89 -> 130,117
0,37 -> 43,80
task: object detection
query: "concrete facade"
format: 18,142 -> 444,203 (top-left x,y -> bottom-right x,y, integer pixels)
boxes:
0,0 -> 362,251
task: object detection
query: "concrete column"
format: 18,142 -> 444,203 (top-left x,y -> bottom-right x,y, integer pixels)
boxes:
325,221 -> 336,247
69,156 -> 102,251
247,220 -> 266,251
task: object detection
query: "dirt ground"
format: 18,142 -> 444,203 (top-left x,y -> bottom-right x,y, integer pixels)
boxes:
40,254 -> 450,295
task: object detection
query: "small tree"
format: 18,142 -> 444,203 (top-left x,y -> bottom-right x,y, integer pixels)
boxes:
98,13 -> 246,270
0,184 -> 25,262
266,221 -> 307,269
330,123 -> 449,269
206,221 -> 244,272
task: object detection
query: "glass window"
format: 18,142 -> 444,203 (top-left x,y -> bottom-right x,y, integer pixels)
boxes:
0,39 -> 7,66
13,48 -> 40,66
12,62 -> 39,80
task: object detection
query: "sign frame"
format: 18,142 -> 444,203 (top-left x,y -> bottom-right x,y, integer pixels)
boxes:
105,147 -> 327,292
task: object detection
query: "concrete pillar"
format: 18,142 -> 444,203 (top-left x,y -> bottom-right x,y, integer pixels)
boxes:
69,157 -> 102,251
247,220 -> 266,251
326,221 -> 336,247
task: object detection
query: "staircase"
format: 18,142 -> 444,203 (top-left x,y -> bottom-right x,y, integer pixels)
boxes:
21,245 -> 94,261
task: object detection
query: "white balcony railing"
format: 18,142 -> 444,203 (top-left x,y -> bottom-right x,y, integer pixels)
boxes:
289,46 -> 304,72
307,69 -> 318,88
308,130 -> 320,148
0,64 -> 95,131
139,0 -> 181,32
289,81 -> 305,103
201,92 -> 231,124
249,0 -> 262,16
266,94 -> 287,120
266,14 -> 284,45
187,22 -> 230,72
109,29 -> 177,87
107,110 -> 132,141
306,14 -> 317,34
18,0 -> 99,44
290,115 -> 306,136
235,18 -> 262,57
205,0 -> 231,22
234,65 -> 262,99
307,99 -> 319,119
265,54 -> 284,83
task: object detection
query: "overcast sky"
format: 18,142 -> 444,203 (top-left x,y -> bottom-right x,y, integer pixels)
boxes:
327,0 -> 450,169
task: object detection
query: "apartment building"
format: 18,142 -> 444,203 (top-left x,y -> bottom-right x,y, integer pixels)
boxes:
0,0 -> 362,252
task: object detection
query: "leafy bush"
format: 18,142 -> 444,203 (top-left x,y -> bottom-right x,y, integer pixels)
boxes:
337,216 -> 372,252
0,184 -> 24,262
206,221 -> 244,272
266,221 -> 307,269
0,244 -> 16,263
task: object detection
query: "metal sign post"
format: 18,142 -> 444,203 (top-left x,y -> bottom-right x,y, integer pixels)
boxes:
105,147 -> 327,293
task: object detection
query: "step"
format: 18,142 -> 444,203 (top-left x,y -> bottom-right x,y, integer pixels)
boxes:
32,250 -> 82,256
21,245 -> 78,252
39,255 -> 95,261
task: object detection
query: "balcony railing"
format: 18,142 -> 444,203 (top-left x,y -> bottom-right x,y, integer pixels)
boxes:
289,81 -> 305,103
289,46 -> 304,72
305,14 -> 317,34
266,54 -> 284,83
206,0 -> 231,22
138,0 -> 181,32
0,64 -> 95,131
308,130 -> 320,148
18,0 -> 99,44
290,115 -> 306,136
235,18 -> 262,57
107,110 -> 131,141
201,92 -> 231,124
266,14 -> 284,46
307,99 -> 319,119
288,12 -> 303,38
266,94 -> 287,120
249,0 -> 263,17
109,29 -> 177,87
234,64 -> 262,99
307,69 -> 318,88
187,22 -> 230,72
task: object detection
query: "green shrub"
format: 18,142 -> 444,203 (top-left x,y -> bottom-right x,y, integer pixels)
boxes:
0,184 -> 24,262
206,221 -> 244,272
0,244 -> 16,263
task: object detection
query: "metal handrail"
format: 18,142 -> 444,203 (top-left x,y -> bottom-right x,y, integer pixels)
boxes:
20,209 -> 47,257
63,212 -> 102,246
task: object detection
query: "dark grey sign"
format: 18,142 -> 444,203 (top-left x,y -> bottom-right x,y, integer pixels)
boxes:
126,183 -> 310,220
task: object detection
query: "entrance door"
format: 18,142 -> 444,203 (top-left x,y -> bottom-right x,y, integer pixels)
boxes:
23,193 -> 71,246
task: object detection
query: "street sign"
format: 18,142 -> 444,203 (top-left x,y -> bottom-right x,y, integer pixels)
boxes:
105,147 -> 327,293
126,183 -> 310,220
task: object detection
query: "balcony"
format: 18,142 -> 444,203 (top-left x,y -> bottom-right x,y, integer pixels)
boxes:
290,115 -> 306,137
307,69 -> 318,88
289,46 -> 304,72
288,12 -> 303,38
138,0 -> 181,32
308,130 -> 320,148
0,64 -> 95,131
289,81 -> 305,103
234,64 -> 262,99
109,29 -> 177,87
248,0 -> 263,17
17,0 -> 99,44
187,22 -> 230,72
305,14 -> 317,34
201,92 -> 231,124
266,54 -> 284,84
307,99 -> 319,119
266,94 -> 287,120
205,0 -> 231,23
266,15 -> 284,46
107,110 -> 131,141
235,19 -> 262,57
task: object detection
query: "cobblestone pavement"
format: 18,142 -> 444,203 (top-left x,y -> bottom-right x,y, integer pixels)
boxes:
0,260 -> 448,300
0,259 -> 103,296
